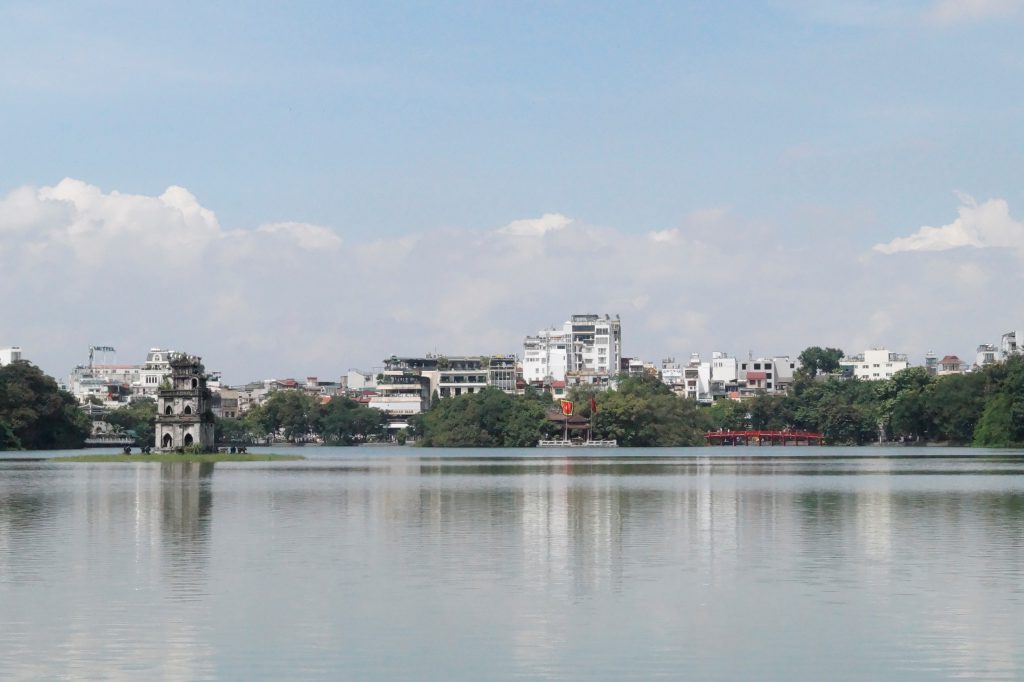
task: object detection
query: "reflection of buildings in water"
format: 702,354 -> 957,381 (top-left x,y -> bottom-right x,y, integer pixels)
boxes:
124,462 -> 214,599
0,463 -> 218,678
691,463 -> 739,578
518,463 -> 625,596
857,490 -> 893,566
156,462 -> 214,596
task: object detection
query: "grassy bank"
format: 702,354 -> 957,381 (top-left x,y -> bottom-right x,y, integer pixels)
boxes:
52,453 -> 305,463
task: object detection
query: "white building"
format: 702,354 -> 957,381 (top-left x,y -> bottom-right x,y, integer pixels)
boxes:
523,314 -> 621,383
345,369 -> 377,391
840,348 -> 909,380
1000,331 -> 1021,357
736,355 -> 798,394
133,348 -> 173,396
975,344 -> 1000,369
523,327 -> 569,383
710,351 -> 738,384
66,347 -> 174,403
0,346 -> 23,367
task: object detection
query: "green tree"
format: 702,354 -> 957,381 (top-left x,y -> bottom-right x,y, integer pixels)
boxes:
0,361 -> 90,450
319,397 -> 387,445
924,373 -> 985,444
747,393 -> 793,430
706,398 -> 749,431
876,367 -> 932,441
797,346 -> 845,378
592,375 -> 708,446
105,398 -> 157,446
260,390 -> 321,442
418,387 -> 550,447
215,416 -> 257,445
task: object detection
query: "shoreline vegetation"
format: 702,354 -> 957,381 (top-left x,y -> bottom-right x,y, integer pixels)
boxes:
4,347 -> 1024,451
51,453 -> 304,463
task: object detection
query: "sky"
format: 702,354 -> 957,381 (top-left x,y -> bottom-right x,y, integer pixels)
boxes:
1,0 -> 1023,383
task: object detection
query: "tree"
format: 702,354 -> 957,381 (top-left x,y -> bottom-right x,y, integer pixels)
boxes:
706,399 -> 749,431
876,367 -> 932,441
215,416 -> 256,445
0,361 -> 90,450
260,390 -> 321,442
747,393 -> 793,430
106,398 -> 157,446
924,373 -> 985,444
417,388 -> 550,447
319,397 -> 387,445
592,375 -> 708,446
797,346 -> 845,378
973,394 -> 1016,447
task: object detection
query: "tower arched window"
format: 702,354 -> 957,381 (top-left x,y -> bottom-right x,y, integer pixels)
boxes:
164,405 -> 173,416
184,404 -> 193,415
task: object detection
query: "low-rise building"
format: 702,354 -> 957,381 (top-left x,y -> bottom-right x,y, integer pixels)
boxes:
938,355 -> 965,375
1000,331 -> 1020,357
486,355 -> 518,393
975,344 -> 1000,369
0,346 -> 23,366
369,356 -> 439,416
840,348 -> 909,381
737,355 -> 798,394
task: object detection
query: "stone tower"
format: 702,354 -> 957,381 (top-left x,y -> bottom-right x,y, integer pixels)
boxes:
155,353 -> 215,451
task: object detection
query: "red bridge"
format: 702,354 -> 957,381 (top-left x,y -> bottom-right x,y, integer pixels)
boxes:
704,430 -> 825,446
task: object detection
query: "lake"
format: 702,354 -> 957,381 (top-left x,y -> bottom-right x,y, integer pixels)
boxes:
2,446 -> 1023,680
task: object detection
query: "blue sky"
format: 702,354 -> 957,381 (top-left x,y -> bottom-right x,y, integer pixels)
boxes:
2,1 -> 1023,380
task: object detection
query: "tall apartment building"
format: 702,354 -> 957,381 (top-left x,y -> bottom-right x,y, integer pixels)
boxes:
523,314 -> 621,383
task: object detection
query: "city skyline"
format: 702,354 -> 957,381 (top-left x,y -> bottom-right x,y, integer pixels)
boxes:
2,1 -> 1023,382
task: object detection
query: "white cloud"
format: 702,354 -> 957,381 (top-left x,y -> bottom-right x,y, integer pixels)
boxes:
3,179 -> 1023,381
649,228 -> 680,244
873,195 -> 1024,254
925,0 -> 1021,24
255,222 -> 342,251
497,213 -> 572,237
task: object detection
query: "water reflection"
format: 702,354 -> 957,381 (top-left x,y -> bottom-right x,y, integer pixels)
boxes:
155,462 -> 214,599
1,453 -> 1023,680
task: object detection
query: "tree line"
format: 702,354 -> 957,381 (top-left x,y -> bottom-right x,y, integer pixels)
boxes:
6,347 -> 1024,451
411,349 -> 1024,448
0,362 -> 90,450
216,389 -> 388,445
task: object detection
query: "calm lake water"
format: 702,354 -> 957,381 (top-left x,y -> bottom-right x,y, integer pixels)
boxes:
2,446 -> 1023,680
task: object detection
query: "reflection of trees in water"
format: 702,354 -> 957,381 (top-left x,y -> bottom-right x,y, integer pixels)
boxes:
0,484 -> 64,582
793,488 -> 1024,580
159,462 -> 214,599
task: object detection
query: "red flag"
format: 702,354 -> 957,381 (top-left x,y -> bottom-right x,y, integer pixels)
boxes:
590,397 -> 597,414
560,399 -> 574,416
